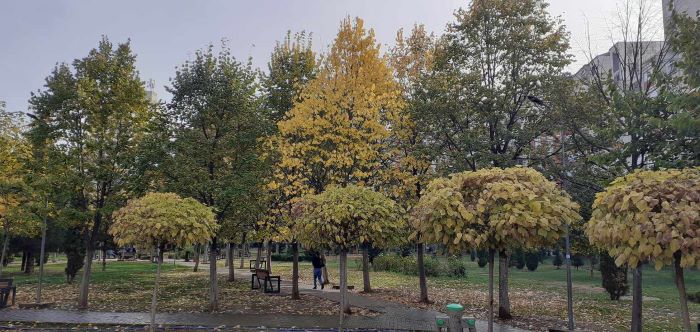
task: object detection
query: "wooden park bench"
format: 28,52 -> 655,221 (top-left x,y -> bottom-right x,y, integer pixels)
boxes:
250,268 -> 280,293
0,278 -> 16,309
248,259 -> 267,272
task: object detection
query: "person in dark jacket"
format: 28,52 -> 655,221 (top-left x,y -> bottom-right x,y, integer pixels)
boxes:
311,251 -> 325,289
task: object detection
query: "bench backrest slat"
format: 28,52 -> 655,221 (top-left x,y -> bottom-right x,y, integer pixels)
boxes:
255,269 -> 269,279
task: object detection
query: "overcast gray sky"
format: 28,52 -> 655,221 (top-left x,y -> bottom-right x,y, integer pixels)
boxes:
0,0 -> 665,113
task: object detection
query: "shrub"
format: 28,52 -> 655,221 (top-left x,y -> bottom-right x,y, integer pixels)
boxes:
477,250 -> 488,268
445,256 -> 467,277
688,291 -> 700,304
272,251 -> 313,262
373,254 -> 466,277
512,250 -> 525,269
64,228 -> 84,284
600,252 -> 628,300
271,253 -> 293,261
552,250 -> 563,269
572,254 -> 584,270
525,251 -> 539,271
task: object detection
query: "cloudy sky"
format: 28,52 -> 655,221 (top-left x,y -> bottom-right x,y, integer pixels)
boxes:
0,0 -> 665,113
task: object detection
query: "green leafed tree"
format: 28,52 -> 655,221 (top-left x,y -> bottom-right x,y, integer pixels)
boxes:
166,43 -> 267,311
387,24 -> 438,303
260,30 -> 317,299
28,38 -> 151,308
110,192 -> 218,330
416,0 -> 570,317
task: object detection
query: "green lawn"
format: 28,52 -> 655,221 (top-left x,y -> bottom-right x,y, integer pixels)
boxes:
266,253 -> 699,331
1,260 -> 340,315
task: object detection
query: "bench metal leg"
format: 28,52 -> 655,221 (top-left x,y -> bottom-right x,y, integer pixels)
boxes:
251,274 -> 260,290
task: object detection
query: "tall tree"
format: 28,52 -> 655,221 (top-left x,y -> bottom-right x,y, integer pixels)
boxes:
166,44 -> 266,311
420,0 -> 570,318
387,24 -> 437,303
272,17 -> 404,292
262,31 -> 318,125
571,1 -> 693,328
28,38 -> 151,308
0,102 -> 37,277
261,30 -> 317,299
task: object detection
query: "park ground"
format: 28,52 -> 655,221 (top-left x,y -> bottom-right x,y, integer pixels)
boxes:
0,253 -> 698,331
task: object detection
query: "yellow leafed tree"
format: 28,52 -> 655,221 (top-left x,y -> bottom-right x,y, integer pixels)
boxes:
0,105 -> 35,277
273,16 -> 404,198
413,167 -> 580,331
271,17 -> 405,294
111,192 -> 218,331
586,168 -> 700,331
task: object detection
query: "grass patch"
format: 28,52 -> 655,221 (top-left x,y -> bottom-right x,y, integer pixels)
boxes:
269,253 -> 699,331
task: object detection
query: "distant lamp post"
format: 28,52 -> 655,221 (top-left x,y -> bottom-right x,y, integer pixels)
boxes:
527,95 -> 575,332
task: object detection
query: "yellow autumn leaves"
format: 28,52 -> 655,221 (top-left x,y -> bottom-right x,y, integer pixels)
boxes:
272,17 -> 404,198
413,167 -> 581,252
294,185 -> 405,251
586,168 -> 700,271
110,193 -> 218,248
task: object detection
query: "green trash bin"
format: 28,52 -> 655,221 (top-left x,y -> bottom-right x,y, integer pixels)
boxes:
446,303 -> 464,332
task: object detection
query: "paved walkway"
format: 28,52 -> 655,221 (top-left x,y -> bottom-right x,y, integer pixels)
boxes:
0,260 -> 527,331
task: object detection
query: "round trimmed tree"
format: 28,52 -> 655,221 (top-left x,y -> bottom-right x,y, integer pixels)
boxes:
294,185 -> 404,321
586,168 -> 700,331
110,193 -> 218,330
413,167 -> 580,331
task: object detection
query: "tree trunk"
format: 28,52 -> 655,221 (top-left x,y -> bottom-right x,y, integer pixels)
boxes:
239,233 -> 246,269
674,253 -> 691,331
24,250 -> 34,274
227,243 -> 234,282
208,240 -> 219,312
339,248 -> 350,312
239,245 -> 245,269
590,256 -> 595,278
254,242 -> 262,269
292,241 -> 300,299
78,248 -> 94,309
488,249 -> 495,332
266,241 -> 272,273
362,245 -> 371,293
498,250 -> 511,319
416,242 -> 429,303
101,246 -> 106,271
0,232 -> 8,278
20,250 -> 26,272
37,211 -> 48,304
150,245 -> 162,332
193,244 -> 200,272
631,266 -> 642,332
322,255 -> 330,285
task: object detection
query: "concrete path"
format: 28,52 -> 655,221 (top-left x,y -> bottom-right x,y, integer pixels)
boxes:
0,259 -> 527,331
